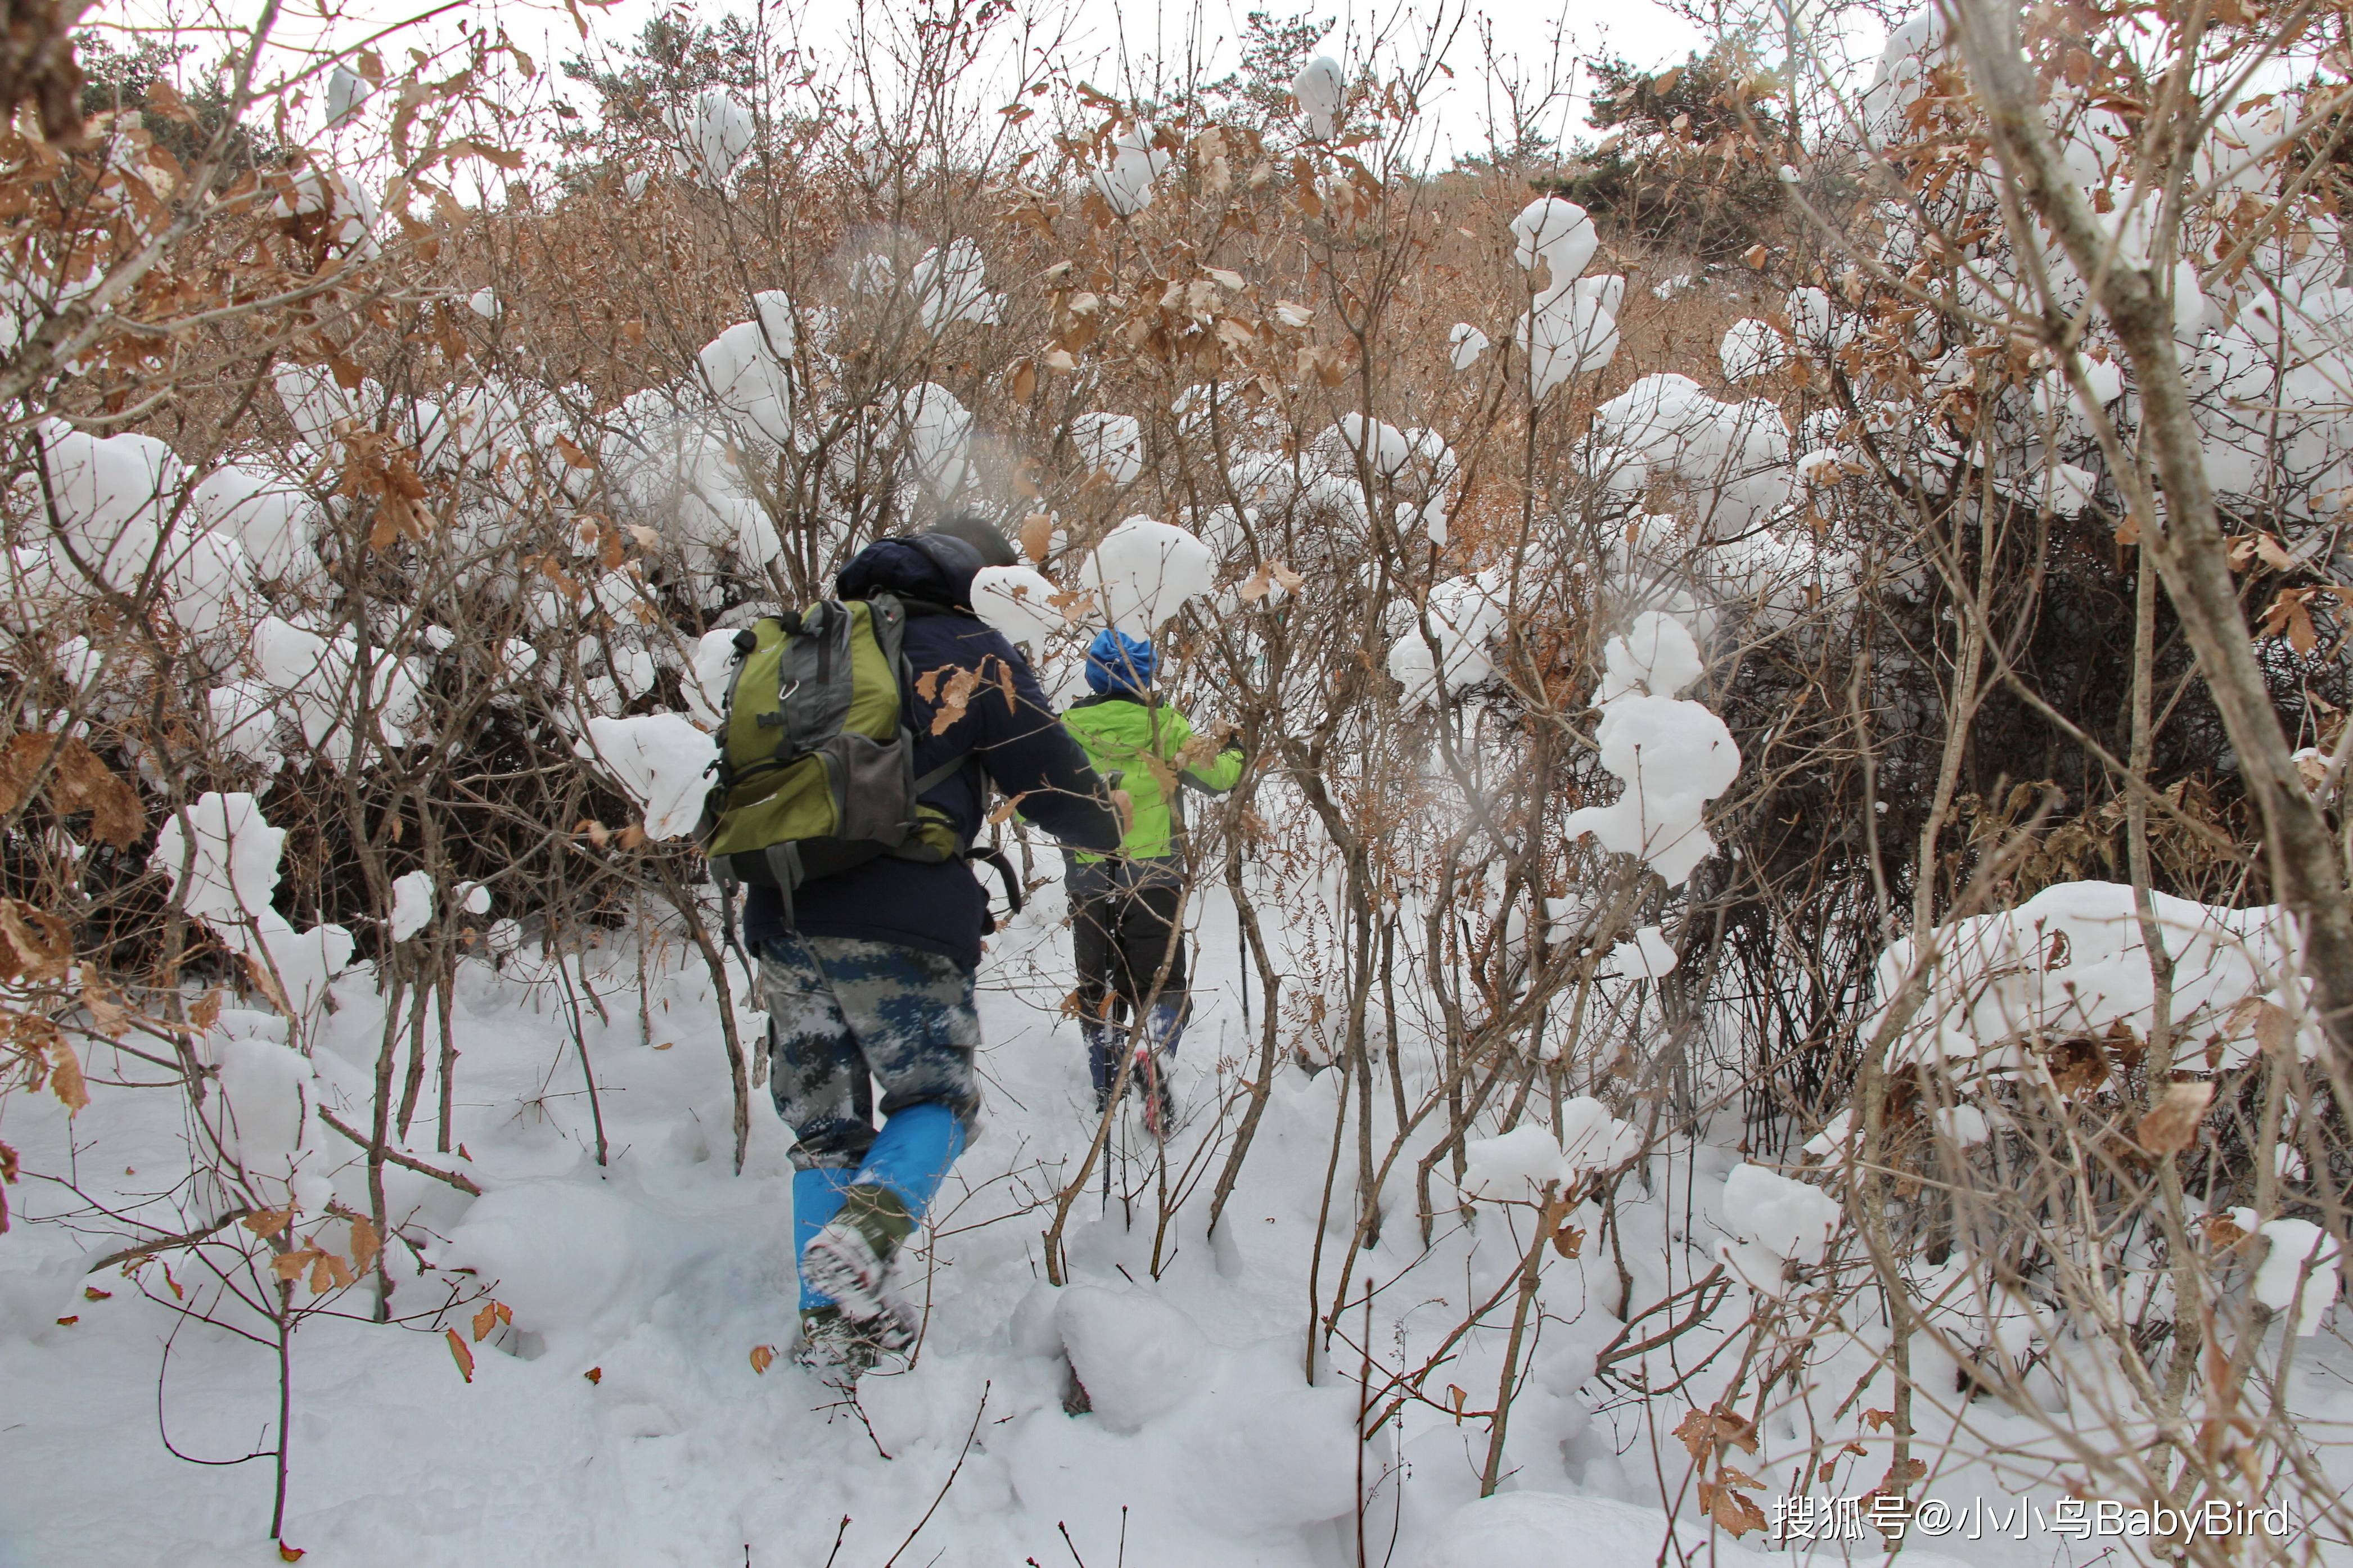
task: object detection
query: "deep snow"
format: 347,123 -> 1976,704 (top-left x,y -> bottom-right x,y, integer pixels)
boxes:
3,867 -> 2347,1567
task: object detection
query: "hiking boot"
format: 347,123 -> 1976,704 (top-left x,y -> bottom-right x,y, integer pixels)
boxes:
800,1183 -> 917,1339
1136,1047 -> 1179,1140
791,1307 -> 909,1373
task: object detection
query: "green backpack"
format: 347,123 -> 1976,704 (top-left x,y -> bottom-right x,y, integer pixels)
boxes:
704,592 -> 970,913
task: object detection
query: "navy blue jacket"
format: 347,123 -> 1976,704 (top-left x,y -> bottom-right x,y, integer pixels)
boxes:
743,539 -> 1123,967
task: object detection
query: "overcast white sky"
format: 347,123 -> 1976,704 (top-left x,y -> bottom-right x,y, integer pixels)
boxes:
95,0 -> 1742,160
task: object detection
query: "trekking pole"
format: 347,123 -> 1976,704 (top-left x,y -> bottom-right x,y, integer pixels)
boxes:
1239,928 -> 1251,1031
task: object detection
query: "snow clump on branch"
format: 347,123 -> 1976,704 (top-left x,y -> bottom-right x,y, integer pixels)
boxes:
1507,198 -> 1617,396
1562,612 -> 1739,885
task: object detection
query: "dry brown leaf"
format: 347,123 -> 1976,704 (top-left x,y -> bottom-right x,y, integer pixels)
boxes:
309,1251 -> 354,1294
0,898 -> 70,983
446,1327 -> 475,1382
80,978 -> 128,1040
474,1300 -> 501,1341
46,1037 -> 87,1113
750,1344 -> 777,1375
278,1544 -> 306,1562
242,1208 -> 292,1239
346,1215 -> 380,1276
1673,1406 -> 1759,1458
272,1246 -> 322,1282
2138,1079 -> 2216,1156
584,1366 -> 602,1384
1020,512 -> 1054,563
2226,995 -> 2295,1058
2203,1212 -> 2249,1249
0,734 -> 142,846
1699,1480 -> 1769,1537
2260,588 -> 2319,653
929,666 -> 984,736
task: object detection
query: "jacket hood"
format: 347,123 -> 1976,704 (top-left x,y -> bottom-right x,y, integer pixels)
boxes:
835,536 -> 977,608
1085,628 -> 1157,695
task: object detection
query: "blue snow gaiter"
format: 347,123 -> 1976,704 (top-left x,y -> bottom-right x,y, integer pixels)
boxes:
851,1101 -> 968,1227
1082,1018 -> 1121,1101
792,1166 -> 856,1311
1147,996 -> 1187,1056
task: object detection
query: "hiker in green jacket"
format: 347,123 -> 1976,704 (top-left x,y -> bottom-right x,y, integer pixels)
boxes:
1061,628 -> 1245,1133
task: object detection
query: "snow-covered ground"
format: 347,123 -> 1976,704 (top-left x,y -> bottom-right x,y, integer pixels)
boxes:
12,865 -> 2327,1567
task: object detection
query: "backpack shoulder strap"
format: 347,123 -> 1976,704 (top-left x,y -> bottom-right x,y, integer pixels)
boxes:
863,590 -> 909,672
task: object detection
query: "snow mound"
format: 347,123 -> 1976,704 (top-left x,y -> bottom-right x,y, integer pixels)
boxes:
1563,613 -> 1738,884
1054,1285 -> 1208,1432
192,463 -> 321,581
1508,199 -> 1614,395
38,424 -> 181,593
1720,1163 -> 1841,1295
1387,572 -> 1505,707
1091,125 -> 1171,215
1609,924 -> 1679,978
1084,516 -> 1215,634
1459,1102 -> 1637,1201
1069,411 -> 1144,484
154,791 -> 282,926
388,870 -> 435,942
1293,57 -> 1344,139
1720,317 -> 1789,381
2253,1216 -> 2341,1335
1597,611 -> 1703,701
971,564 -> 1072,648
1865,880 -> 2322,1067
572,713 -> 714,839
438,1180 -> 674,1343
669,91 -> 755,185
899,382 -> 973,492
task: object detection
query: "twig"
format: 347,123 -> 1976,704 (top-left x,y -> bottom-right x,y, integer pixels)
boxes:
317,1107 -> 483,1194
881,1381 -> 990,1567
87,1208 -> 253,1273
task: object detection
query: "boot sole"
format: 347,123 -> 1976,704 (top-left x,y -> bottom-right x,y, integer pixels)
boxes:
802,1234 -> 917,1350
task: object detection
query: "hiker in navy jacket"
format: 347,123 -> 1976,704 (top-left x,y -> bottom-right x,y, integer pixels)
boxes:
755,512 -> 1122,1371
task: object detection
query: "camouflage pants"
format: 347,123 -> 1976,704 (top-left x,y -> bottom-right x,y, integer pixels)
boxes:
758,933 -> 984,1172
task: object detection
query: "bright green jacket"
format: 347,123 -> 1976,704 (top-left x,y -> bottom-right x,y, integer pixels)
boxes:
1062,694 -> 1245,861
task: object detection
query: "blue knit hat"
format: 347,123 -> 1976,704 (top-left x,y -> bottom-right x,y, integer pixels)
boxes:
1085,629 -> 1156,695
